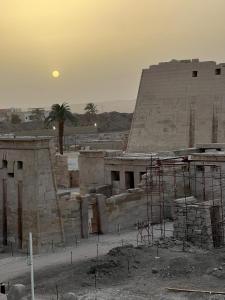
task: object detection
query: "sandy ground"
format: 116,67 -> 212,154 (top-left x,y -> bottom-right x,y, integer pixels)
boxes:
2,223 -> 225,299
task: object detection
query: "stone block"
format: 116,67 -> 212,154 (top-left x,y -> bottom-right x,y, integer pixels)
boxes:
8,284 -> 26,300
62,292 -> 78,300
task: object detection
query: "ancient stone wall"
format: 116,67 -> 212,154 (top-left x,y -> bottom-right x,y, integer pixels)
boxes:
173,197 -> 225,248
127,59 -> 225,152
0,137 -> 63,252
105,189 -> 161,232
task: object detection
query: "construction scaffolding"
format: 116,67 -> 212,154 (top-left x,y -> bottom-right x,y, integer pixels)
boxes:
137,155 -> 225,250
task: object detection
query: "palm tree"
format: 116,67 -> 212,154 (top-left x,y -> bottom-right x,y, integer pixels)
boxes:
45,102 -> 75,154
84,103 -> 98,125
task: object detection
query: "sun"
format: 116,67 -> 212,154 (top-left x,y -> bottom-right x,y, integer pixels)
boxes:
52,70 -> 60,78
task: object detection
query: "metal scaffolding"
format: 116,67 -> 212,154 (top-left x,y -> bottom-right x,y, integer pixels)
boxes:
137,155 -> 225,250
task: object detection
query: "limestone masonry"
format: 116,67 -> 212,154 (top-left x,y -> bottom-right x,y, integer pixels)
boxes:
127,59 -> 225,152
0,137 -> 64,251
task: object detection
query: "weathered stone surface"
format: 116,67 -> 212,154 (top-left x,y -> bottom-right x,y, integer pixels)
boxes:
127,59 -> 225,153
0,138 -> 63,252
8,284 -> 26,300
62,292 -> 78,300
96,194 -> 108,234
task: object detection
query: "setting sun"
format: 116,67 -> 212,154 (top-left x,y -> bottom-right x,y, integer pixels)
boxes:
52,70 -> 60,78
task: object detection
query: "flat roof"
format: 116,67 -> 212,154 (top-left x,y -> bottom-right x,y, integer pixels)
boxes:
196,143 -> 225,149
0,136 -> 53,141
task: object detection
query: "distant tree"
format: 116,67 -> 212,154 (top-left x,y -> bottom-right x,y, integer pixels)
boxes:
45,102 -> 76,155
84,103 -> 98,114
11,114 -> 21,124
30,108 -> 45,121
84,103 -> 98,125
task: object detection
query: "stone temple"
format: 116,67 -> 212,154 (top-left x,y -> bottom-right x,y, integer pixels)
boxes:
127,59 -> 225,152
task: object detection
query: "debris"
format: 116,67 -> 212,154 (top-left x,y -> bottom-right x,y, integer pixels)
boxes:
166,287 -> 225,295
7,284 -> 26,300
62,292 -> 78,300
152,268 -> 159,274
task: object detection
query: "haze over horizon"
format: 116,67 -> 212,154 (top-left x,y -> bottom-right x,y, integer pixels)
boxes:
1,0 -> 225,110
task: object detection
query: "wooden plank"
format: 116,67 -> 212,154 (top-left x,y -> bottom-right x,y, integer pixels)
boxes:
167,287 -> 225,295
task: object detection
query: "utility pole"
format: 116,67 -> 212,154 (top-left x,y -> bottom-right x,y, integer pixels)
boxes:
29,232 -> 35,300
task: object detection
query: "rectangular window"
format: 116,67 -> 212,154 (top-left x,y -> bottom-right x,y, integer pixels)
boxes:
125,171 -> 135,189
17,161 -> 23,170
192,71 -> 198,77
111,171 -> 120,181
196,165 -> 204,172
215,68 -> 221,75
2,160 -> 7,168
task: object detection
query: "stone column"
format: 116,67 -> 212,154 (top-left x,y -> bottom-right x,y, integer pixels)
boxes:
80,195 -> 89,238
96,194 -> 108,234
134,172 -> 141,188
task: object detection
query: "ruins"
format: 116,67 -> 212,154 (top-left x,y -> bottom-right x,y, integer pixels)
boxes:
1,61 -> 225,300
2,60 -> 225,255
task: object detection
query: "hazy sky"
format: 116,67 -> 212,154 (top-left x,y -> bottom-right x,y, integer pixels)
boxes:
1,0 -> 225,109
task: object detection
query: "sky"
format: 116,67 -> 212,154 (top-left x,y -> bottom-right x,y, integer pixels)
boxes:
1,0 -> 225,111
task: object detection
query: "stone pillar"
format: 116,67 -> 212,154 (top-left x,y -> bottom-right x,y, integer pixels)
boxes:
80,195 -> 89,238
120,170 -> 126,192
96,194 -> 108,234
212,104 -> 218,143
134,172 -> 140,188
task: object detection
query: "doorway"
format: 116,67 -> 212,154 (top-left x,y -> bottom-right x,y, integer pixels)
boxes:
125,171 -> 134,189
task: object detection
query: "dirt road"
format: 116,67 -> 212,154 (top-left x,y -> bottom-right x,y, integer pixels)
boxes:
0,224 -> 173,283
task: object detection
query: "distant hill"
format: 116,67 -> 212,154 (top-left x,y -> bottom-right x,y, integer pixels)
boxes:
70,99 -> 136,114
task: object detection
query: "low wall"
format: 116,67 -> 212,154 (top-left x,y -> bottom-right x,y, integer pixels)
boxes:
105,189 -> 161,232
81,140 -> 124,150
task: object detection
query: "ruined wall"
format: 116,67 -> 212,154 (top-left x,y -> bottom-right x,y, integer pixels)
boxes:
127,59 -> 225,152
105,189 -> 161,232
78,150 -> 122,194
173,197 -> 224,248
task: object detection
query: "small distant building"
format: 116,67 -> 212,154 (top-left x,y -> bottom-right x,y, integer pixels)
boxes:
0,109 -> 10,122
0,108 -> 22,122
